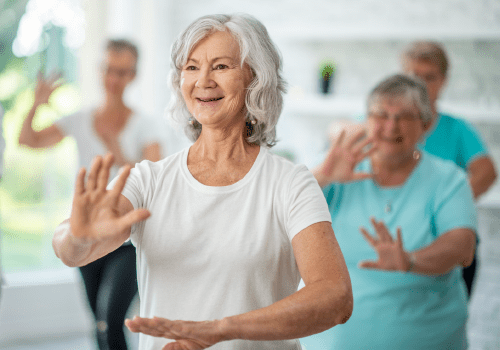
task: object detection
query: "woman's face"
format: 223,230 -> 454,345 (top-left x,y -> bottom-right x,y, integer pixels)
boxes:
102,49 -> 136,97
402,59 -> 446,108
181,30 -> 253,129
367,97 -> 428,161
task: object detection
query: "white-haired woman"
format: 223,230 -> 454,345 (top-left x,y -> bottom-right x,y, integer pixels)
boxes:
52,13 -> 353,350
301,74 -> 476,350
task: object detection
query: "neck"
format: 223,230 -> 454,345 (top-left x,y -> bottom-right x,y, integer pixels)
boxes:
371,150 -> 419,186
191,120 -> 257,163
97,95 -> 130,121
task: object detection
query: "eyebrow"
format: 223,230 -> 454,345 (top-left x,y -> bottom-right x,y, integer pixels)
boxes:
186,56 -> 235,64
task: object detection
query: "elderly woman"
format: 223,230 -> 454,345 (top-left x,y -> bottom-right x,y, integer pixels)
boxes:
301,74 -> 476,349
401,41 -> 497,297
52,13 -> 352,350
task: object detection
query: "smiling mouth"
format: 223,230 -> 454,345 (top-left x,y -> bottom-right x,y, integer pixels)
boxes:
197,97 -> 224,102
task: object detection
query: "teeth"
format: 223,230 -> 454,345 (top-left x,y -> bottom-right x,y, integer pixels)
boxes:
200,97 -> 222,102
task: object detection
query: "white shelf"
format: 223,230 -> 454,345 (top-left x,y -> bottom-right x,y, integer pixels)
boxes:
283,94 -> 500,123
269,25 -> 500,42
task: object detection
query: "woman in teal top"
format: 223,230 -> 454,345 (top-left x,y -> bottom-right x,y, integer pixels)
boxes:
401,41 -> 497,297
302,74 -> 476,350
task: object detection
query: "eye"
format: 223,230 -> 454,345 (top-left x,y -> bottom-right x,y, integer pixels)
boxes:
184,65 -> 197,71
214,64 -> 228,70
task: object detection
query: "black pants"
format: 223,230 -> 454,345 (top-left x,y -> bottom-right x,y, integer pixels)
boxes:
462,253 -> 478,299
79,244 -> 138,350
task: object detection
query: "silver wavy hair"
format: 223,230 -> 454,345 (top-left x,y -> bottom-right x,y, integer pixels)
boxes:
367,74 -> 432,124
168,13 -> 287,147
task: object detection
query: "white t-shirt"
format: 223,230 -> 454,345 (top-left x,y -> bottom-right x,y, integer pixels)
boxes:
55,109 -> 166,177
116,146 -> 332,350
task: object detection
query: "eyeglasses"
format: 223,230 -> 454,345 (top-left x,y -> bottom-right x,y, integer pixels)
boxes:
367,110 -> 420,123
101,65 -> 135,79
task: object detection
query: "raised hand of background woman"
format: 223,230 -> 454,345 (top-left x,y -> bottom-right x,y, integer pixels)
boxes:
34,71 -> 63,106
313,128 -> 376,188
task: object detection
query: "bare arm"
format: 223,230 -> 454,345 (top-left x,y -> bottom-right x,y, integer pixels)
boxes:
221,221 -> 353,340
359,218 -> 476,275
52,154 -> 150,267
19,73 -> 65,148
125,222 -> 353,347
467,156 -> 497,199
408,228 -> 476,275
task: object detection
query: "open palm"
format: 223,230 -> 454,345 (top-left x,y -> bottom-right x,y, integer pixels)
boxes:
70,153 -> 150,243
358,217 -> 410,272
316,128 -> 376,184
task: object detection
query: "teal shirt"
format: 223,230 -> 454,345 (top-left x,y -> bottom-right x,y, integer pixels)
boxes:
300,152 -> 476,350
420,113 -> 488,169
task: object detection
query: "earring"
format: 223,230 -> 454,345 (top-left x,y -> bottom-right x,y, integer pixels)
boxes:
188,117 -> 194,125
251,119 -> 257,125
413,150 -> 420,160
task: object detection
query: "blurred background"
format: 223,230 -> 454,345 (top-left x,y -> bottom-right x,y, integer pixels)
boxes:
0,0 -> 499,349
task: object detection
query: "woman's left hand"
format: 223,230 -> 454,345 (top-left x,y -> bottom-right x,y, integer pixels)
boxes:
125,316 -> 224,350
358,217 -> 410,272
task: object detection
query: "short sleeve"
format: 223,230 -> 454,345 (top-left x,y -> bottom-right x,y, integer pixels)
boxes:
458,119 -> 489,167
107,160 -> 154,240
433,169 -> 477,236
286,165 -> 332,241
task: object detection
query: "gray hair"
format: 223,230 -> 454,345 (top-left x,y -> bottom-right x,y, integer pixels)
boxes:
168,13 -> 287,147
367,74 -> 432,124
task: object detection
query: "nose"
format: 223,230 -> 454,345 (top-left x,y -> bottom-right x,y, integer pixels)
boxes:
195,67 -> 216,89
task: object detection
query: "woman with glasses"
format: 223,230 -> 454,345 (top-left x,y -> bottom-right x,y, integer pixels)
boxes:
301,74 -> 476,350
19,39 -> 164,350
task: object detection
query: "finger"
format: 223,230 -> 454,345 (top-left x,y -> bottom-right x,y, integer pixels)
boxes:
346,127 -> 367,149
352,134 -> 373,156
356,143 -> 378,163
374,219 -> 393,242
358,260 -> 380,270
334,129 -> 346,147
86,156 -> 103,191
116,209 -> 151,232
359,227 -> 377,247
74,167 -> 86,195
109,165 -> 132,202
97,153 -> 114,191
396,227 -> 404,250
351,172 -> 373,182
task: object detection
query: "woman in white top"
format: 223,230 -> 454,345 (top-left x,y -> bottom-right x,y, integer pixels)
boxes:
19,40 -> 163,350
52,14 -> 352,350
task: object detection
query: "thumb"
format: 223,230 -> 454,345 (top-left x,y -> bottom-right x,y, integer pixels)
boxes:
358,260 -> 379,270
117,208 -> 151,231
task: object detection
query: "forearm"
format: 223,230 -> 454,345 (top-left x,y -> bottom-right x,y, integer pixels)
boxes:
220,280 -> 352,341
407,229 -> 476,275
19,104 -> 39,147
52,220 -> 94,267
468,156 -> 497,199
312,168 -> 330,188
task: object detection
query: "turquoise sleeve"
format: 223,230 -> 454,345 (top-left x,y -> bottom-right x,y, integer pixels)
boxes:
458,120 -> 489,167
433,170 -> 477,236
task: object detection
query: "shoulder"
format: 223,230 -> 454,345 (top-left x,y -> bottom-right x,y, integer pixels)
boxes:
422,151 -> 468,188
438,112 -> 477,133
132,148 -> 184,181
263,148 -> 311,180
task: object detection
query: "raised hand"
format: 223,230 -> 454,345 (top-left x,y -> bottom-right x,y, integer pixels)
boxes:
34,71 -> 63,106
358,217 -> 411,272
125,316 -> 224,350
314,127 -> 376,187
70,153 -> 150,244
